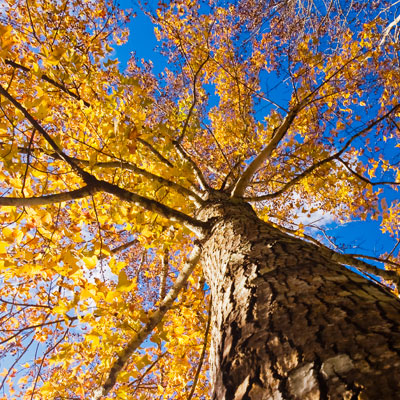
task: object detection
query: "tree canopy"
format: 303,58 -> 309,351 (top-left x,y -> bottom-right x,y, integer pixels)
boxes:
0,0 -> 400,398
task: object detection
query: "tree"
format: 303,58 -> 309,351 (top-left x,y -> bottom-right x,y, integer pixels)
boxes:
1,0 -> 400,398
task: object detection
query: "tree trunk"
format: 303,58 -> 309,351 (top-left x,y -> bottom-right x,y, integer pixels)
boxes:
199,201 -> 400,400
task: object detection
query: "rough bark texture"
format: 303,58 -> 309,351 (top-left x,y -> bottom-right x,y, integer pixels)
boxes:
199,200 -> 400,400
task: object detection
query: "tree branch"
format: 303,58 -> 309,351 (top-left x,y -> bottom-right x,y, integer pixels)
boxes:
92,244 -> 202,400
110,239 -> 139,255
137,138 -> 174,168
379,14 -> 400,46
0,84 -> 94,183
231,52 -> 377,199
176,54 -> 210,143
245,103 -> 400,202
343,253 -> 400,269
187,296 -> 212,400
9,146 -> 205,206
0,86 -> 207,233
329,252 -> 400,286
338,157 -> 400,186
90,160 -> 204,205
0,186 -> 96,206
159,247 -> 169,300
4,59 -> 91,107
231,99 -> 307,198
275,223 -> 400,286
96,179 -> 208,236
172,140 -> 209,192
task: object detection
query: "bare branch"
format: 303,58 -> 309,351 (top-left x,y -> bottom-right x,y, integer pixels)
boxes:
0,186 -> 96,207
379,14 -> 400,46
93,244 -> 202,400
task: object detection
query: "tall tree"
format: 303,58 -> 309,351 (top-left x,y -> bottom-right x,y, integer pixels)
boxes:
1,0 -> 400,398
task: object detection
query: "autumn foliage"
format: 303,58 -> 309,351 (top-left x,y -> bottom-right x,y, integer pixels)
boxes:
0,0 -> 400,398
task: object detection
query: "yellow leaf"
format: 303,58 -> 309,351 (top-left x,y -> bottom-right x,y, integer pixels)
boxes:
116,270 -> 135,292
105,290 -> 119,303
47,46 -> 66,65
83,255 -> 98,269
52,304 -> 69,314
86,334 -> 100,347
175,326 -> 185,335
0,242 -> 8,254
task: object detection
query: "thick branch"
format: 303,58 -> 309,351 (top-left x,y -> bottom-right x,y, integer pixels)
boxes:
0,178 -> 207,235
0,86 -> 204,232
275,224 -> 400,286
0,186 -> 96,206
231,52 -> 377,199
0,151 -> 205,235
90,160 -> 204,205
93,244 -> 202,400
96,179 -> 208,236
231,100 -> 306,198
11,146 -> 204,206
343,253 -> 400,270
329,252 -> 400,286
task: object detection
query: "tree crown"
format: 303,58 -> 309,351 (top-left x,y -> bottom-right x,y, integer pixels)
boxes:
0,0 -> 399,398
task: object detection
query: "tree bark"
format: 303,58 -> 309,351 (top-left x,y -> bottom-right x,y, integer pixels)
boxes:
199,201 -> 400,400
